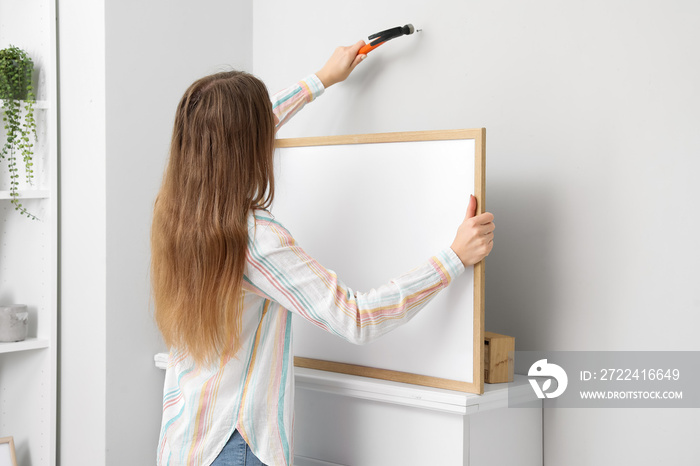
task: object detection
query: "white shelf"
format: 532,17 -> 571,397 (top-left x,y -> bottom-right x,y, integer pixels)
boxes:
0,99 -> 49,109
0,0 -> 58,463
0,338 -> 50,354
0,189 -> 50,200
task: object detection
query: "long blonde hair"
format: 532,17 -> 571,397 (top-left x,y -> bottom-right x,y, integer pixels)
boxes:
151,71 -> 276,365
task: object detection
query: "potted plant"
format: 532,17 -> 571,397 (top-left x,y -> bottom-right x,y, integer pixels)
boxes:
0,45 -> 38,220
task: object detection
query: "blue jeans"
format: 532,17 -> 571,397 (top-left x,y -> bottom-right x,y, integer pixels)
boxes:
211,430 -> 267,466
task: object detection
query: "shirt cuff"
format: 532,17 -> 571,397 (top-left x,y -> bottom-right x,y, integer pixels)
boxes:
303,74 -> 325,101
429,248 -> 466,288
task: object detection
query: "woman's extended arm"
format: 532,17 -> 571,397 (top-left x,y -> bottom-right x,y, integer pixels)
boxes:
244,210 -> 465,345
271,75 -> 325,130
245,192 -> 492,346
271,41 -> 367,130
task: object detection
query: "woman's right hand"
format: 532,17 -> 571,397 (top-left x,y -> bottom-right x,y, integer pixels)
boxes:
450,195 -> 495,267
315,41 -> 367,88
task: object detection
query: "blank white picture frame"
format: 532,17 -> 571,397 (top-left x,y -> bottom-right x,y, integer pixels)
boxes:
273,129 -> 485,394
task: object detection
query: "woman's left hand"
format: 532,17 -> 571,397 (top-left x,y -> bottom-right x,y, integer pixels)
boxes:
316,41 -> 367,88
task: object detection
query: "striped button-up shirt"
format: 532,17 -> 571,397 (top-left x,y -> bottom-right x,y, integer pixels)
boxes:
157,74 -> 465,466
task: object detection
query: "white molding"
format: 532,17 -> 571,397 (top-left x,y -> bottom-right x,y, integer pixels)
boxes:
295,368 -> 536,414
295,455 -> 348,466
153,352 -> 537,415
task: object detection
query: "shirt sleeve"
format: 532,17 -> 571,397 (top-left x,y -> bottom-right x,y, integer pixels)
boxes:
243,211 -> 465,345
271,74 -> 325,131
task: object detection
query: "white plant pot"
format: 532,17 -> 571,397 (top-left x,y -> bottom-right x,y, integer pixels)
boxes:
0,304 -> 29,342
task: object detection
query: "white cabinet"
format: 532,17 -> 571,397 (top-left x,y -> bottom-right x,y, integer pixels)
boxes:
0,0 -> 58,464
294,370 -> 543,466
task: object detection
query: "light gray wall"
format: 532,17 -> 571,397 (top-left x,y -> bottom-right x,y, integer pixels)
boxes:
103,1 -> 253,463
253,0 -> 700,464
60,0 -> 253,464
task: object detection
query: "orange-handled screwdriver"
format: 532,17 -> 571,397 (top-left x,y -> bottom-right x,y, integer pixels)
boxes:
358,24 -> 421,55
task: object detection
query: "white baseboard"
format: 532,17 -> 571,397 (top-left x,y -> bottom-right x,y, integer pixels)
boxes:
294,455 -> 347,466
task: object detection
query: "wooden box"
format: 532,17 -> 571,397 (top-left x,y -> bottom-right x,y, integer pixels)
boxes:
484,332 -> 515,383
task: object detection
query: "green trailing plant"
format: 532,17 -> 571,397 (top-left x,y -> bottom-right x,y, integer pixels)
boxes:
0,45 -> 38,220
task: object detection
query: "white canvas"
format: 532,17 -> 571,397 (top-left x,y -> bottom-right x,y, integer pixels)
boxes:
272,138 -> 477,383
0,442 -> 14,466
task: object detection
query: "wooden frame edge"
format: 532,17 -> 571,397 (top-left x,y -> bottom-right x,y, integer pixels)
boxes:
0,436 -> 18,466
282,128 -> 487,395
276,129 -> 483,148
473,128 -> 486,395
295,357 -> 480,394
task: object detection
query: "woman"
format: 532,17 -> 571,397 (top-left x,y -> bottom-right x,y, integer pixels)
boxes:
152,42 -> 495,466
